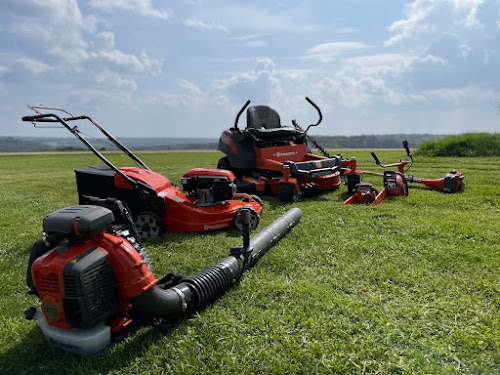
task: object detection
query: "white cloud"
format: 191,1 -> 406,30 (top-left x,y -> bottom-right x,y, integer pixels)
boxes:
385,1 -> 435,46
230,33 -> 268,47
2,1 -> 163,82
184,18 -> 227,32
306,42 -> 369,62
0,65 -> 8,76
451,0 -> 484,27
458,43 -> 472,57
385,0 -> 488,47
89,0 -> 170,19
94,72 -> 137,90
342,53 -> 416,77
93,32 -> 116,50
425,85 -> 499,104
8,0 -> 87,55
15,58 -> 51,75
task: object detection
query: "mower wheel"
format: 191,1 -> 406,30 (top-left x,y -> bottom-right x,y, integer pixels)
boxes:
279,183 -> 299,203
217,157 -> 231,170
233,207 -> 260,231
134,211 -> 163,240
242,194 -> 263,210
217,157 -> 243,178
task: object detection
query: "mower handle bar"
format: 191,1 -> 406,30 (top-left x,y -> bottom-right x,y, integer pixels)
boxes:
22,107 -> 148,189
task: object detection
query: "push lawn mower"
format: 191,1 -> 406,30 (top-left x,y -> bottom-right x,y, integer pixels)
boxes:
24,198 -> 302,354
342,140 -> 464,205
217,97 -> 343,202
22,106 -> 263,239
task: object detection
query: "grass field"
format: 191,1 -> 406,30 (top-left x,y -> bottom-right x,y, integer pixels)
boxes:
1,150 -> 499,375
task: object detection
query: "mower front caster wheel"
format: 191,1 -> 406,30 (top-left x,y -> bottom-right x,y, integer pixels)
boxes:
233,207 -> 260,231
134,211 -> 163,240
279,183 -> 299,203
242,194 -> 263,211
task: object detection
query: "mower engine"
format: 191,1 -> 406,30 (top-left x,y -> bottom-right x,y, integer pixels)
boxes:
181,168 -> 237,206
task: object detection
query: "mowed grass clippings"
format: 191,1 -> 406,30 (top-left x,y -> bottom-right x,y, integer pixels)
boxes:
0,150 -> 499,375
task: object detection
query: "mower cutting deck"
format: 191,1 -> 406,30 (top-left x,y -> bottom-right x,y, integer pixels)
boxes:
217,97 -> 343,202
22,106 -> 262,239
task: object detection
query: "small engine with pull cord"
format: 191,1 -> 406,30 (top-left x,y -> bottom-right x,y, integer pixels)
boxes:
24,199 -> 302,354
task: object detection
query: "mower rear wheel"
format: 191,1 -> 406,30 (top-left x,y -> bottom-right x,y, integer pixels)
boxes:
217,157 -> 231,170
217,157 -> 243,178
134,211 -> 163,240
233,207 -> 260,231
279,183 -> 299,203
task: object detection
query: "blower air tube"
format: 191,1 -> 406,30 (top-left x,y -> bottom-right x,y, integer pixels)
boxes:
130,208 -> 302,320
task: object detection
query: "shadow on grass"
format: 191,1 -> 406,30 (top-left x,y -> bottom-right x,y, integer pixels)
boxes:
0,315 -> 188,375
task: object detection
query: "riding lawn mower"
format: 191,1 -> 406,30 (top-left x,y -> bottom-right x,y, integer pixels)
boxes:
24,196 -> 302,354
22,106 -> 263,239
217,97 -> 343,202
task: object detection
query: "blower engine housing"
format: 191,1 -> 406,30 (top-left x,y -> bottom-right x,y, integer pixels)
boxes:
27,205 -> 156,354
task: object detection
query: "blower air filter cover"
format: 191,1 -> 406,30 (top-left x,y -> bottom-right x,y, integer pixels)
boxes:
43,205 -> 115,239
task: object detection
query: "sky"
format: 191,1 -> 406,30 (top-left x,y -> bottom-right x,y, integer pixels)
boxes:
1,0 -> 499,138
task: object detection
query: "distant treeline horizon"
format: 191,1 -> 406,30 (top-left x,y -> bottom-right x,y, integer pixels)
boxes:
0,134 -> 451,153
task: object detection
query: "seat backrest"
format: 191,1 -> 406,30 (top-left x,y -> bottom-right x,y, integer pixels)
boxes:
246,105 -> 281,129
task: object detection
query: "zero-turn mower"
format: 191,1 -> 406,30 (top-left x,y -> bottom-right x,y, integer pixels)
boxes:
22,106 -> 263,239
217,97 -> 343,202
24,199 -> 302,354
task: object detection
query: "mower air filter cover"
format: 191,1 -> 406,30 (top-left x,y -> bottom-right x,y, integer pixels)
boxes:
43,205 -> 115,239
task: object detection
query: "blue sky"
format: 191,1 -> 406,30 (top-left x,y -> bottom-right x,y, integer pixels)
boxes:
1,0 -> 499,138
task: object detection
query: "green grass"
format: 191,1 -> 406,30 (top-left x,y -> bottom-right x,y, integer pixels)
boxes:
1,151 -> 499,374
417,133 -> 500,157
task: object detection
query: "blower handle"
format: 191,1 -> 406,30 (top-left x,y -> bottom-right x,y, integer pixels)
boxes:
233,100 -> 251,131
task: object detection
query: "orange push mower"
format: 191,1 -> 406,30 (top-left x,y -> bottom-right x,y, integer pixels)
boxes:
22,106 -> 262,239
343,140 -> 465,205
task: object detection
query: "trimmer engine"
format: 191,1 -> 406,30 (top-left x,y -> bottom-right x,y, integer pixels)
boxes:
442,170 -> 465,193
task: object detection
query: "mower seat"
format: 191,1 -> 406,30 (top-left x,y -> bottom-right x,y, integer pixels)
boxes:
246,105 -> 302,143
283,157 -> 342,177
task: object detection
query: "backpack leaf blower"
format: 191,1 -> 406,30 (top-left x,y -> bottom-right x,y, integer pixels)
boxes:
24,200 -> 302,354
